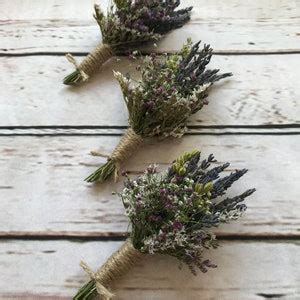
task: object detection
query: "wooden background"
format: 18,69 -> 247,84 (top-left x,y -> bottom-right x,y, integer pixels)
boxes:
0,0 -> 299,299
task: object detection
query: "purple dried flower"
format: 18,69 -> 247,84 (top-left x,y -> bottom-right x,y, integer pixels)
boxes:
150,53 -> 157,59
143,100 -> 155,112
146,165 -> 157,174
160,188 -> 167,196
121,169 -> 128,177
158,232 -> 167,241
172,175 -> 183,184
191,73 -> 197,81
173,220 -> 183,231
149,215 -> 162,223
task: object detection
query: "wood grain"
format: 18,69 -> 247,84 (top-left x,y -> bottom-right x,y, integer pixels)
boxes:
0,240 -> 299,299
1,0 -> 299,54
0,1 -> 299,298
1,134 -> 299,237
1,54 -> 299,127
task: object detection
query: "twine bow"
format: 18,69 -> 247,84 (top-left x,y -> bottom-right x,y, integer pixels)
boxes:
74,241 -> 142,299
65,43 -> 113,84
80,260 -> 115,299
65,53 -> 89,82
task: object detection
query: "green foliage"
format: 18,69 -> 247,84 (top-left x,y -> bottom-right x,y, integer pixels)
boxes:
113,0 -> 129,10
73,279 -> 97,300
63,70 -> 82,85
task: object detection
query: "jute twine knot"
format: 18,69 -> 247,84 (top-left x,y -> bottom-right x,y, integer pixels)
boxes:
80,261 -> 114,299
66,43 -> 113,82
66,53 -> 89,82
110,128 -> 144,181
80,240 -> 141,299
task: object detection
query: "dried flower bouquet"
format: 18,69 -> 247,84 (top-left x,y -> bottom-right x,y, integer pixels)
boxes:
74,150 -> 255,299
85,40 -> 232,183
63,0 -> 192,85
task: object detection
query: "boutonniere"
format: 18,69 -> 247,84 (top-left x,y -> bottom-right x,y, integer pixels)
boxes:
64,0 -> 193,85
74,150 -> 255,299
86,40 -> 232,183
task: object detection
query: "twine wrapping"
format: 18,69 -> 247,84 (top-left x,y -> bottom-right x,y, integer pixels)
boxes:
110,128 -> 144,181
66,43 -> 114,82
80,240 -> 142,299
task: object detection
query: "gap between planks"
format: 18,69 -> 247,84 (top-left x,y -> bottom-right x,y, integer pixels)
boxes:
2,50 -> 300,57
0,232 -> 300,240
0,126 -> 299,136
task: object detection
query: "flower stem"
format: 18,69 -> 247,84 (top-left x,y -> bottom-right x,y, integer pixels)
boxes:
63,70 -> 82,85
73,279 -> 97,300
85,159 -> 116,183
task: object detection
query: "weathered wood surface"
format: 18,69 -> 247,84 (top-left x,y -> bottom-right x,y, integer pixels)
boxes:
1,54 -> 299,127
0,240 -> 299,299
1,134 -> 299,237
1,0 -> 299,54
1,0 -> 299,298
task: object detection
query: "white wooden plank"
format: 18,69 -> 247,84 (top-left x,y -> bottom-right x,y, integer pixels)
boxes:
1,0 -> 299,53
1,54 -> 299,127
0,240 -> 299,299
1,134 -> 299,236
2,0 -> 298,20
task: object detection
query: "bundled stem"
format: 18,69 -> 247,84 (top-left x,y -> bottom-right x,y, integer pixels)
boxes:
74,240 -> 142,300
64,44 -> 114,85
85,128 -> 144,182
